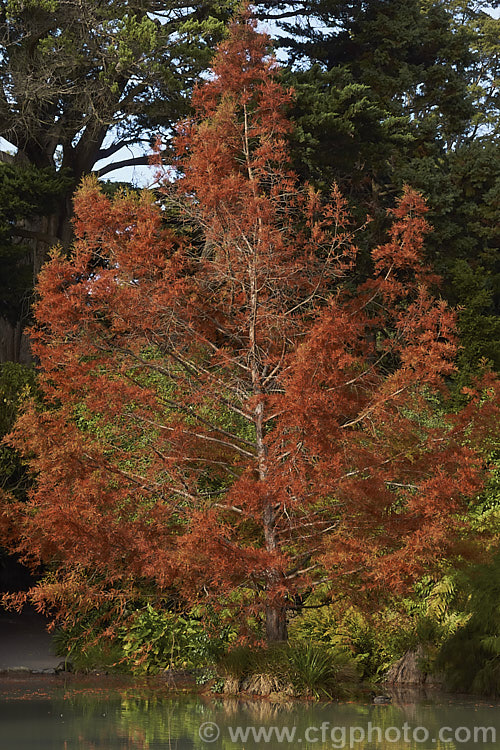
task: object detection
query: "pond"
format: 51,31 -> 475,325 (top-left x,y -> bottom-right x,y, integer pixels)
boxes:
0,675 -> 499,750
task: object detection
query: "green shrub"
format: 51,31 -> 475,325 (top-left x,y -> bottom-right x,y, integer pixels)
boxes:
53,616 -> 129,673
287,576 -> 476,684
122,604 -> 224,674
436,553 -> 500,696
289,603 -> 409,681
54,602 -> 231,675
288,642 -> 358,698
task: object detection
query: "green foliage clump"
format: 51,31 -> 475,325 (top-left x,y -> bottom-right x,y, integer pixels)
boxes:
288,642 -> 358,699
469,451 -> 500,533
217,641 -> 358,699
437,553 -> 500,696
286,545 -> 500,697
52,609 -> 129,673
288,576 -> 473,684
288,603 -> 407,681
122,605 -> 227,674
54,602 -> 232,675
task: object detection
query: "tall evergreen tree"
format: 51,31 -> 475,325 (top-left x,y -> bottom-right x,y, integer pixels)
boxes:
268,0 -> 500,372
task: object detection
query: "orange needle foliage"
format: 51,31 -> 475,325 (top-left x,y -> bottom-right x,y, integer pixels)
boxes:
2,15 -> 498,641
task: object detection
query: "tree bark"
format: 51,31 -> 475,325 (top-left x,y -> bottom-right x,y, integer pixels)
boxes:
263,503 -> 288,643
0,317 -> 31,364
265,603 -> 288,642
1,181 -> 75,363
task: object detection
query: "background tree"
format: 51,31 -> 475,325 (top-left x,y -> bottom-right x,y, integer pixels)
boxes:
2,16 -> 497,643
267,0 -> 500,373
0,0 -> 235,361
0,160 -> 72,362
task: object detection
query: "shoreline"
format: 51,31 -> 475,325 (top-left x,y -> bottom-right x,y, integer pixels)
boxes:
0,669 -> 495,706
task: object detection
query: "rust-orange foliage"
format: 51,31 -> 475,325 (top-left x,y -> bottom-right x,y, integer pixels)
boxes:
2,16 -> 498,641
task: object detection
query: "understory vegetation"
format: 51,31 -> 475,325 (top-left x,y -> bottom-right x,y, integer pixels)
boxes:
51,551 -> 500,697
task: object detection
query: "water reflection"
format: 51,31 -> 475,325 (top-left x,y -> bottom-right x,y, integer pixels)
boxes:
0,676 -> 498,750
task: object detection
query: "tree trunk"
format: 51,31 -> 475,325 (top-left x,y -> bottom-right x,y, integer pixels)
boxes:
265,603 -> 288,643
26,210 -> 68,280
247,214 -> 288,645
263,502 -> 288,643
1,199 -> 74,364
0,317 -> 31,364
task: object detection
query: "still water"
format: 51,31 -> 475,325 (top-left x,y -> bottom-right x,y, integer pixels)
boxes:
0,675 -> 499,750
